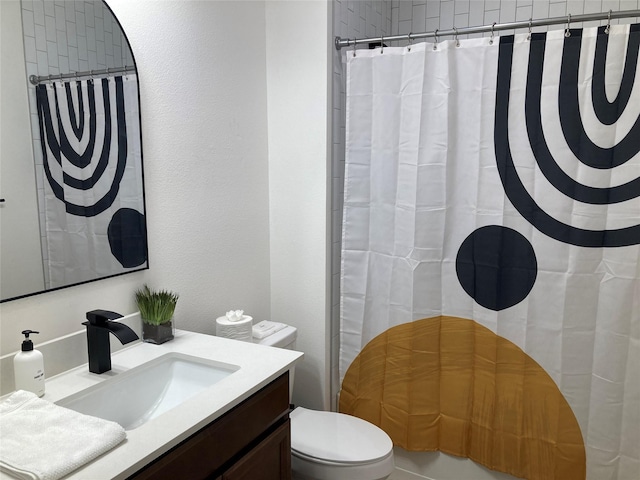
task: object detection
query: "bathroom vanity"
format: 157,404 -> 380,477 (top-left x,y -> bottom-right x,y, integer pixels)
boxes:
0,329 -> 302,480
130,372 -> 291,479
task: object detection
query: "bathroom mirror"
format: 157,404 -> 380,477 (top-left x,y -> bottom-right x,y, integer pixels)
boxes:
0,0 -> 147,302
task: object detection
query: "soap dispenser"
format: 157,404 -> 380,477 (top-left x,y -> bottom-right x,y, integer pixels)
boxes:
14,330 -> 45,397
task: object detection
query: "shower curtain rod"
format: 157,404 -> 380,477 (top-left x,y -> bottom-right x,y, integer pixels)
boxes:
335,9 -> 640,49
29,65 -> 135,85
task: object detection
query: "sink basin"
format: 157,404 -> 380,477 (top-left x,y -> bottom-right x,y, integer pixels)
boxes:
57,353 -> 239,430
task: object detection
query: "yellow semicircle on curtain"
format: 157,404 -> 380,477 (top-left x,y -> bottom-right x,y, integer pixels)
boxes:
339,316 -> 586,480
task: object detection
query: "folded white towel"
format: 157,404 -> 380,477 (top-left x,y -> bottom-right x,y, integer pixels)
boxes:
0,390 -> 126,480
252,320 -> 288,340
252,322 -> 275,340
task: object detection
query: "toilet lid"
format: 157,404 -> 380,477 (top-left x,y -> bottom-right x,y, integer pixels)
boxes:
290,407 -> 393,464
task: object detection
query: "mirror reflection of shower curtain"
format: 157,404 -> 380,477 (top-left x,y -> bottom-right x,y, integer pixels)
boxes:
36,75 -> 147,289
340,25 -> 639,480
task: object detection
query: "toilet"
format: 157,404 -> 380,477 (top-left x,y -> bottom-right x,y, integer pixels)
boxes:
255,325 -> 394,480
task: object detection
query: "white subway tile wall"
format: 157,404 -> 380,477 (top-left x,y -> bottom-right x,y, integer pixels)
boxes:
20,0 -> 133,289
330,0 -> 640,406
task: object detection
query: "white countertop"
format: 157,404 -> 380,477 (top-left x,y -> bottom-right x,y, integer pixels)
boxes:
1,329 -> 303,480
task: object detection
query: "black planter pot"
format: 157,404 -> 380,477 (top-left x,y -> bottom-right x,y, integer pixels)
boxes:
142,320 -> 174,344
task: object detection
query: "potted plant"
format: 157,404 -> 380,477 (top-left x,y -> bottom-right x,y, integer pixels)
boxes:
135,285 -> 179,344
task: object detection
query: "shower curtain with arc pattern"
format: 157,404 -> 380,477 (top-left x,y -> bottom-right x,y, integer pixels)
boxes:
339,25 -> 639,480
36,75 -> 146,289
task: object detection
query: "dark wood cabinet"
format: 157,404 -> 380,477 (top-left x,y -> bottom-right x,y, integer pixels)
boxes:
129,372 -> 291,480
221,420 -> 291,480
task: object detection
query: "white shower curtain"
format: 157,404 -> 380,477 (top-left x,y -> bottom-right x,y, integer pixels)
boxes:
341,25 -> 639,480
36,75 -> 146,288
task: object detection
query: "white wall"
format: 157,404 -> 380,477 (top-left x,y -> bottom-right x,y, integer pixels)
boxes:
0,0 -> 45,301
266,0 -> 331,410
21,0 -> 132,78
389,0 -> 640,40
108,0 -> 273,337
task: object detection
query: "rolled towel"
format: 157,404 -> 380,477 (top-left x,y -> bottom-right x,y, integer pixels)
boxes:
216,315 -> 253,342
0,390 -> 126,480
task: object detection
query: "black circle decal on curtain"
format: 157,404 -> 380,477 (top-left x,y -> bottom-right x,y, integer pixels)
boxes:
456,226 -> 538,311
108,208 -> 148,268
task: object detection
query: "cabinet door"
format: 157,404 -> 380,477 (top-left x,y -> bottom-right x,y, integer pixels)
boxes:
222,420 -> 291,480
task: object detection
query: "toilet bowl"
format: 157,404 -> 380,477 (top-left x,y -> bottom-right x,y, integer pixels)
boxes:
290,407 -> 394,480
255,324 -> 394,480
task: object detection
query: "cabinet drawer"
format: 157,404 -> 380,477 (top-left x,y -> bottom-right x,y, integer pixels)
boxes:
129,372 -> 290,480
221,419 -> 291,480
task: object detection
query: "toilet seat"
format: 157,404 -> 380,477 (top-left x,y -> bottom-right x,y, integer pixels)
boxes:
290,407 -> 393,465
291,450 -> 394,480
292,447 -> 394,467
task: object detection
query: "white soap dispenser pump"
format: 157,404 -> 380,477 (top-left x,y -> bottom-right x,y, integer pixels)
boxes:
14,330 -> 45,397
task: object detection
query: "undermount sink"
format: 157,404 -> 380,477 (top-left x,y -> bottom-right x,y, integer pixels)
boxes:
56,353 -> 240,430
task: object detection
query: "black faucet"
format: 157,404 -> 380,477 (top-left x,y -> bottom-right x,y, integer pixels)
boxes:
82,310 -> 139,374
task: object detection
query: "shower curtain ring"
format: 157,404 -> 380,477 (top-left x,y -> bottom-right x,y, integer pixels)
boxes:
454,27 -> 460,47
565,13 -> 571,37
352,37 -> 357,57
605,9 -> 612,34
380,36 -> 384,53
407,32 -> 413,51
489,22 -> 496,45
527,19 -> 532,40
433,29 -> 439,50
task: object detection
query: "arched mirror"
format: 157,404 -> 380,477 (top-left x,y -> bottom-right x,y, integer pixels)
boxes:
0,0 -> 147,302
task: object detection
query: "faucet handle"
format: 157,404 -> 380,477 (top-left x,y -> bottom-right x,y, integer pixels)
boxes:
85,310 -> 124,326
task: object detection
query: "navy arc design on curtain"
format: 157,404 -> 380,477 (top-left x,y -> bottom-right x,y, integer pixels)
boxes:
36,77 -> 127,217
458,25 -> 640,311
36,76 -> 147,277
494,28 -> 640,247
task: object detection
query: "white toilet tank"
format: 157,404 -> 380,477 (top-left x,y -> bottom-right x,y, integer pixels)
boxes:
255,324 -> 297,400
